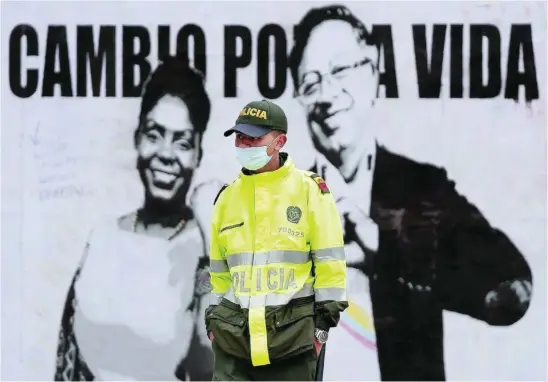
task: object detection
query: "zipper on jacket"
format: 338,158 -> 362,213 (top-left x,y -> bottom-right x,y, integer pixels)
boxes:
251,180 -> 256,310
219,222 -> 244,233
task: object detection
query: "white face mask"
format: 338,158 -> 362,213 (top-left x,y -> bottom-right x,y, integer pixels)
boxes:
236,137 -> 279,171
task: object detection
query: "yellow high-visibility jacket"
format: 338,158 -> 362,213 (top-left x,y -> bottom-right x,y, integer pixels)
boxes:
205,153 -> 348,366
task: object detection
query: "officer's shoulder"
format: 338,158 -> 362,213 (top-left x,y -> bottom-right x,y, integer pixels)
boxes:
300,170 -> 331,195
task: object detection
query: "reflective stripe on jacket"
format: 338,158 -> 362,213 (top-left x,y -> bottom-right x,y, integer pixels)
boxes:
206,153 -> 348,366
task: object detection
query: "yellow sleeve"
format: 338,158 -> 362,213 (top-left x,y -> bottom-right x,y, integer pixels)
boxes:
307,174 -> 349,330
208,197 -> 232,308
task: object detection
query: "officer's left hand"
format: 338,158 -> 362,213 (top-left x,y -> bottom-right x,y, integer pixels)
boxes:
313,338 -> 323,356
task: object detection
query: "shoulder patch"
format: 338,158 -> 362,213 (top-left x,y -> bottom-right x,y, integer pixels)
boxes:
213,184 -> 229,205
309,173 -> 330,194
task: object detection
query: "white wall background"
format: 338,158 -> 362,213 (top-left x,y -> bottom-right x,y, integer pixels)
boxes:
1,1 -> 546,380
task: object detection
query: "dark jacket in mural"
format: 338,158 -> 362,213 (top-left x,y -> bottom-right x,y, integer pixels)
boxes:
312,145 -> 532,380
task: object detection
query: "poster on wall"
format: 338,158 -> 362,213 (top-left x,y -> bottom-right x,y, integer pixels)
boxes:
1,1 -> 546,381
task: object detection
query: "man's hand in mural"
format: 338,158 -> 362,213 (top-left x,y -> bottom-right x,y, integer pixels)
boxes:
336,197 -> 379,266
485,278 -> 533,325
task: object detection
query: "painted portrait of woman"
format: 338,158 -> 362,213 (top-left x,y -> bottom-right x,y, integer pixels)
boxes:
53,55 -> 221,381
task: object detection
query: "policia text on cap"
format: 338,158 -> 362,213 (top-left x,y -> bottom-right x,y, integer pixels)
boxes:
205,100 -> 349,381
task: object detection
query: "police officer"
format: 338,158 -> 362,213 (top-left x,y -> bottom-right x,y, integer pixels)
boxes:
205,100 -> 348,381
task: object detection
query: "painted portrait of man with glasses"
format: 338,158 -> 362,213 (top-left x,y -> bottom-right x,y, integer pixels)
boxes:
289,4 -> 533,381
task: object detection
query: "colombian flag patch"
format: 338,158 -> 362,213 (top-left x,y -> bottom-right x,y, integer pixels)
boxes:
309,173 -> 330,194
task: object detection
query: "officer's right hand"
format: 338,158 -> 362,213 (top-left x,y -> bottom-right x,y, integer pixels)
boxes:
208,332 -> 214,341
313,338 -> 323,356
337,197 -> 379,253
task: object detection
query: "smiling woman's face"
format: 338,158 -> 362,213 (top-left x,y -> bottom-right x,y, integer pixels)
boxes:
136,94 -> 199,202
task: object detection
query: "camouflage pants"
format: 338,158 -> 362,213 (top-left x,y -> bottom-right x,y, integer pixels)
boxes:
211,342 -> 318,381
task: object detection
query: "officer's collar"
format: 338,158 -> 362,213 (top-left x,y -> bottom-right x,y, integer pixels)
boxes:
240,152 -> 294,183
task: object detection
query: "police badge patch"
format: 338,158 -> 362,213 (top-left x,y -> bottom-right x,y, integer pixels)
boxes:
286,206 -> 302,224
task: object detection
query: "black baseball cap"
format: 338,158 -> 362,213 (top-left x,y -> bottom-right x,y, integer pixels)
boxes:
224,100 -> 288,138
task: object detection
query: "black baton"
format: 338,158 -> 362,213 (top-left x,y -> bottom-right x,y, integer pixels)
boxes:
315,345 -> 326,381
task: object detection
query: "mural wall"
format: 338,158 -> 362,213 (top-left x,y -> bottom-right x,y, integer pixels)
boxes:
1,1 -> 546,380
